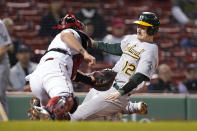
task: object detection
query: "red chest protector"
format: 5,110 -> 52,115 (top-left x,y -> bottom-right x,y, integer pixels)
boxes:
71,54 -> 84,80
71,30 -> 92,80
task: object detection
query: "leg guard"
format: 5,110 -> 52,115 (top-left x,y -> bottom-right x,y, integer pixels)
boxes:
46,96 -> 74,120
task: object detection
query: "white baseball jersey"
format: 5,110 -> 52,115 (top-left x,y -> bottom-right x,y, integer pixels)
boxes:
0,20 -> 11,47
0,19 -> 11,114
0,20 -> 11,64
39,28 -> 82,77
113,34 -> 158,89
47,28 -> 82,56
27,28 -> 83,105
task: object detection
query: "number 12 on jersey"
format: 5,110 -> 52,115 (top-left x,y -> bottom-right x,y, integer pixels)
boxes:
122,61 -> 136,77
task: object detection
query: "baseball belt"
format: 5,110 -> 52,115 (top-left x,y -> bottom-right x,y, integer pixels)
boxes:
44,48 -> 71,56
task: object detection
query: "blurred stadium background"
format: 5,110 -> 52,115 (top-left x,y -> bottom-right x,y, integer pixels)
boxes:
0,0 -> 197,122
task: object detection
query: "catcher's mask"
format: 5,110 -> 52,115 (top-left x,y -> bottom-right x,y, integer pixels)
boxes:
57,10 -> 85,30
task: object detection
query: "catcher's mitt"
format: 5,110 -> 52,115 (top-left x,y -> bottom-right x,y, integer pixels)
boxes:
91,69 -> 117,91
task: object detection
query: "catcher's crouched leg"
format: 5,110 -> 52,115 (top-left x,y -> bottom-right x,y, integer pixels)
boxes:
28,95 -> 77,120
46,95 -> 74,120
28,96 -> 41,120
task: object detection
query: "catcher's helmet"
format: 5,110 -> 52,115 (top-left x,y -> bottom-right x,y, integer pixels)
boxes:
57,10 -> 84,30
133,12 -> 160,35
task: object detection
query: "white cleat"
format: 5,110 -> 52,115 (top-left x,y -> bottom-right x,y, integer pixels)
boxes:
126,101 -> 148,115
135,102 -> 148,115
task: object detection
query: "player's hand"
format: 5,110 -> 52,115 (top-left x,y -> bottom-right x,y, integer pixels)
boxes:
105,91 -> 121,100
84,51 -> 96,67
89,71 -> 96,82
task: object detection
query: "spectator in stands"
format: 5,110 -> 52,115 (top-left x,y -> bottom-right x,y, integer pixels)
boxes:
3,18 -> 20,67
172,0 -> 197,49
9,44 -> 37,91
178,64 -> 197,93
148,64 -> 177,93
75,1 -> 107,40
83,19 -> 95,37
0,19 -> 12,114
180,32 -> 197,48
39,0 -> 64,38
103,18 -> 126,63
172,0 -> 197,26
83,19 -> 104,61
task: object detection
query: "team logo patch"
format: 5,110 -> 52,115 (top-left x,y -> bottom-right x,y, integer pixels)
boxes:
123,44 -> 144,60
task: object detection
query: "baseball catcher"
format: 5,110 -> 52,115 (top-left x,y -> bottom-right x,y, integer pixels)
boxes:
28,68 -> 118,120
26,11 -> 103,120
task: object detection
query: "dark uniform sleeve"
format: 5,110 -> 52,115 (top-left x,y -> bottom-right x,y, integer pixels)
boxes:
118,73 -> 149,95
93,41 -> 123,56
74,71 -> 94,85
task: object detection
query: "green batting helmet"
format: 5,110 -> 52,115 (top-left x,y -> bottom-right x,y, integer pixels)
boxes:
133,12 -> 160,35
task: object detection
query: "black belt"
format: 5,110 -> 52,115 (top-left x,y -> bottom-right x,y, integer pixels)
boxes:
44,48 -> 71,56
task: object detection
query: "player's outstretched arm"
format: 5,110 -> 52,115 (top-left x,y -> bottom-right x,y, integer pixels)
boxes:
61,32 -> 96,66
91,39 -> 122,56
105,73 -> 149,100
74,69 -> 117,91
117,73 -> 149,95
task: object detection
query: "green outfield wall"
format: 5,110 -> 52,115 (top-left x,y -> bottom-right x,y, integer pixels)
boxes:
5,93 -> 197,121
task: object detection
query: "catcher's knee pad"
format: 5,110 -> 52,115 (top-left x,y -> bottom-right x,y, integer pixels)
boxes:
46,95 -> 74,120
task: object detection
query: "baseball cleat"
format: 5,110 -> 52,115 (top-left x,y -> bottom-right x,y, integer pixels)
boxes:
28,106 -> 52,120
29,97 -> 40,107
126,101 -> 148,115
135,102 -> 148,115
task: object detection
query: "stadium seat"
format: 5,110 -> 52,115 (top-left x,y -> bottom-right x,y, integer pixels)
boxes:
159,41 -> 174,49
181,56 -> 196,64
172,48 -> 186,57
6,2 -> 31,8
159,25 -> 180,33
23,37 -> 48,46
15,30 -> 38,37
